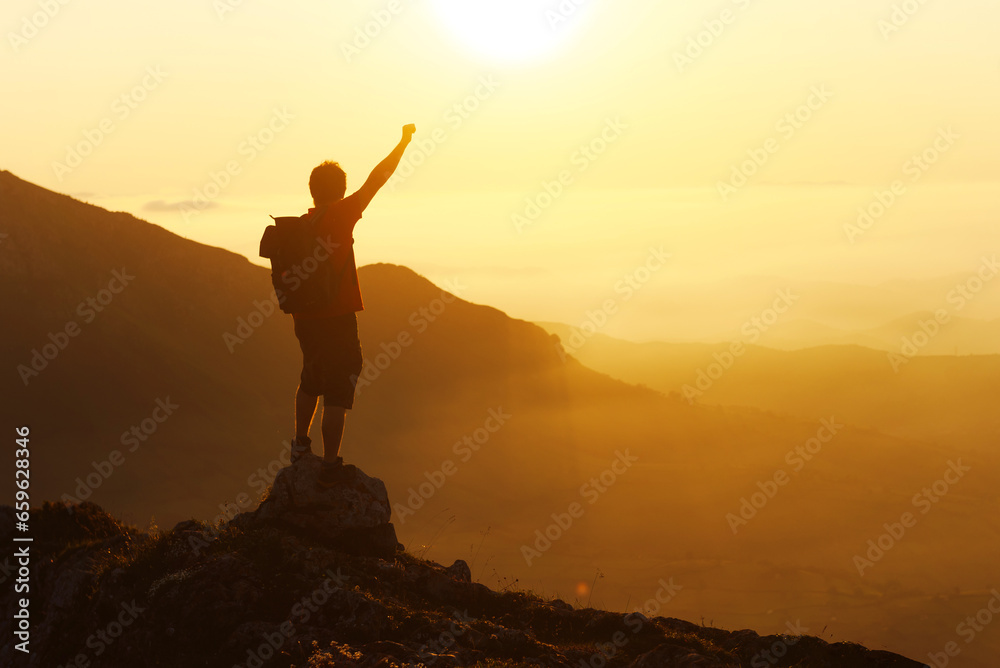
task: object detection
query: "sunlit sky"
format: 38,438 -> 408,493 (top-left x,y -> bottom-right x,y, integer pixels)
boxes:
4,0 -> 999,341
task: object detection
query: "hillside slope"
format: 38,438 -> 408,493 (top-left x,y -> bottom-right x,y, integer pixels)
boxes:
0,501 -> 924,668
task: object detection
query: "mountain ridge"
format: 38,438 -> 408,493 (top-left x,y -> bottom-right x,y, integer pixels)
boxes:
0,494 -> 926,667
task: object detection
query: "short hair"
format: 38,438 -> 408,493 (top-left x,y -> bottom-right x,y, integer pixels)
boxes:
309,161 -> 347,205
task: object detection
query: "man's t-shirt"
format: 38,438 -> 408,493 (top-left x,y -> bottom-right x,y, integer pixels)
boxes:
292,194 -> 365,319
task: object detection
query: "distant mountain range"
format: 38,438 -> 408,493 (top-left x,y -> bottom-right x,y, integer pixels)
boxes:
610,272 -> 1000,354
538,323 -> 1000,447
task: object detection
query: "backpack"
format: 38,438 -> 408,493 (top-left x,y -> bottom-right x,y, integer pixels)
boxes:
259,206 -> 347,314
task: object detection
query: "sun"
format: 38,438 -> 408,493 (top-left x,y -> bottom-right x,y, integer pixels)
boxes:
429,0 -> 585,63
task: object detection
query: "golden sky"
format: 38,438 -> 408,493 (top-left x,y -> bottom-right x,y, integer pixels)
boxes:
4,0 -> 999,340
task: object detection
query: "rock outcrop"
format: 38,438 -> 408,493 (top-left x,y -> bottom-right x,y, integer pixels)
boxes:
0,479 -> 927,668
233,454 -> 400,559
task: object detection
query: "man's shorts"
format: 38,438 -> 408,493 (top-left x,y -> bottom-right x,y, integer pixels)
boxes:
293,312 -> 364,409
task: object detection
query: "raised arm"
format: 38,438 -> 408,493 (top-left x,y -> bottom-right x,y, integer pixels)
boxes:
351,124 -> 415,211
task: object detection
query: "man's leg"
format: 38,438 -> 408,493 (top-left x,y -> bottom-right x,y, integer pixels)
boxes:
321,403 -> 347,462
295,384 -> 319,439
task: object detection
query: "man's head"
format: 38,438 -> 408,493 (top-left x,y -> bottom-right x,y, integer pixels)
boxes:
309,161 -> 347,206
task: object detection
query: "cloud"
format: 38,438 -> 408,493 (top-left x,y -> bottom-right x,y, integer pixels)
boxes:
143,199 -> 219,212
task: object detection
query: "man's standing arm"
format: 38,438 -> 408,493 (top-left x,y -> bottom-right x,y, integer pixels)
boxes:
350,124 -> 415,212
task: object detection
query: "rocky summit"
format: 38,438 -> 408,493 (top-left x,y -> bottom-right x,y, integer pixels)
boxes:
0,464 -> 924,668
231,454 -> 401,560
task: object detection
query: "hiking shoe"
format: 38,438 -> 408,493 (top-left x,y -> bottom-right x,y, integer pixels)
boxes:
290,436 -> 312,464
317,457 -> 345,489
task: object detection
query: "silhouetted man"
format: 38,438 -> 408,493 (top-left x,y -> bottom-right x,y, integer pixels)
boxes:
290,124 -> 415,487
